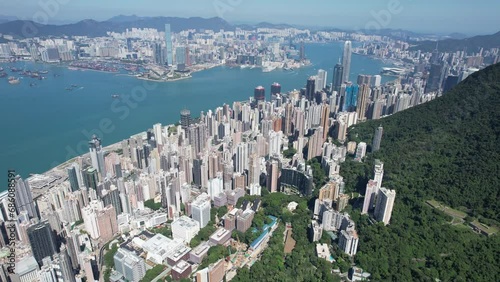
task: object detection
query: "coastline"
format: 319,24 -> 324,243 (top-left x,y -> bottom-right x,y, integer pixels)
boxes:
1,42 -> 391,190
27,137 -> 138,199
135,75 -> 192,83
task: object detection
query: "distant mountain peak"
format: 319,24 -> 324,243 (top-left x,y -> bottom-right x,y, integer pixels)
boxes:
0,16 -> 235,38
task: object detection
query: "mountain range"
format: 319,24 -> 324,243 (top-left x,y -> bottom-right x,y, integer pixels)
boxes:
0,14 -> 499,54
0,16 -> 234,38
410,31 -> 500,52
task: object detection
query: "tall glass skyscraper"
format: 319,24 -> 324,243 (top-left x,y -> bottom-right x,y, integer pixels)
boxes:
28,220 -> 58,266
342,41 -> 352,82
165,24 -> 173,66
15,175 -> 37,219
332,63 -> 344,93
344,84 -> 359,112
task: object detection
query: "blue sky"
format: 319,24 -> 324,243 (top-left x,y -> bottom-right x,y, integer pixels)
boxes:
2,0 -> 499,35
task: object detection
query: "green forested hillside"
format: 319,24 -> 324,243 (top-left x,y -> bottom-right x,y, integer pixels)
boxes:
343,63 -> 500,280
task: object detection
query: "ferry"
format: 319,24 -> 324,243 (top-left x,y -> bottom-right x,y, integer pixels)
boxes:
39,70 -> 49,74
112,94 -> 120,99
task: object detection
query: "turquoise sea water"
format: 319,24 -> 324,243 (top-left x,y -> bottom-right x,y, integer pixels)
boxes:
0,42 -> 392,190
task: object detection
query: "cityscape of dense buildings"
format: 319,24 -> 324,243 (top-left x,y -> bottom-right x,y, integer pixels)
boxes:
0,14 -> 499,282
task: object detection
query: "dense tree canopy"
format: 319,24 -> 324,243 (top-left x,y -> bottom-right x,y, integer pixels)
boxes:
342,63 -> 500,281
232,193 -> 341,282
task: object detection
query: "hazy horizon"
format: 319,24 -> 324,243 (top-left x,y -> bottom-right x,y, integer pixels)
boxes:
1,0 -> 499,36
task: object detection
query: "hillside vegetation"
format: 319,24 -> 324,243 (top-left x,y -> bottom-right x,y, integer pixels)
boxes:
342,63 -> 500,280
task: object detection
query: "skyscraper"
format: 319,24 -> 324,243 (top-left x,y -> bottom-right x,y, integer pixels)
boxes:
180,109 -> 191,130
338,230 -> 359,256
374,188 -> 396,225
89,136 -> 106,178
52,246 -> 76,282
187,123 -> 207,158
357,74 -> 372,85
15,175 -> 37,219
373,159 -> 384,193
372,126 -> 383,152
153,43 -> 166,66
425,63 -> 445,93
165,24 -> 173,66
114,248 -> 146,282
271,82 -> 281,100
254,86 -> 265,102
361,180 -> 378,214
316,69 -> 327,92
67,164 -> 80,192
443,75 -> 459,93
356,84 -> 371,121
306,77 -> 316,101
372,75 -> 382,87
27,220 -> 58,266
332,63 -> 344,92
344,84 -> 359,112
96,205 -> 118,242
266,158 -> 280,193
84,167 -> 99,191
354,142 -> 367,161
191,193 -> 211,228
176,46 -> 187,68
342,41 -> 352,82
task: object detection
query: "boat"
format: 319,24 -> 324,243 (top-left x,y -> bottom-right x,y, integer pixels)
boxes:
112,94 -> 120,98
0,72 -> 7,78
39,70 -> 49,74
0,67 -> 3,72
10,67 -> 21,72
8,77 -> 20,84
30,83 -> 37,87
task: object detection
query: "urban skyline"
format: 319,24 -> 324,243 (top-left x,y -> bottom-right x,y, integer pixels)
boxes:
0,2 -> 498,281
1,0 -> 500,35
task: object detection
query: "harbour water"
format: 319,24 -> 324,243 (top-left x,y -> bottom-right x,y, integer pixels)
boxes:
0,42 -> 392,189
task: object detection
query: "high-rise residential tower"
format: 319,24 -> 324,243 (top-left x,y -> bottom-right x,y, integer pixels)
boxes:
374,188 -> 396,225
372,126 -> 384,152
356,84 -> 371,121
316,69 -> 327,92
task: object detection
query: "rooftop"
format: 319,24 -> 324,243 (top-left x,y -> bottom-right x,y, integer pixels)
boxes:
172,216 -> 200,229
172,260 -> 191,273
